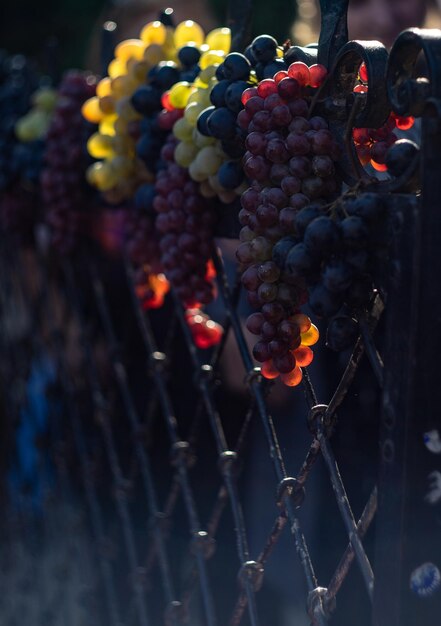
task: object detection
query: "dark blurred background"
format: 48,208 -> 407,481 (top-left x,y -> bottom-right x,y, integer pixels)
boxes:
0,0 -> 297,71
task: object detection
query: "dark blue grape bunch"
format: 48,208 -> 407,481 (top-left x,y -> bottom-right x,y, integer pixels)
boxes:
0,53 -> 41,237
196,35 -> 287,196
270,191 -> 390,351
131,59 -> 184,174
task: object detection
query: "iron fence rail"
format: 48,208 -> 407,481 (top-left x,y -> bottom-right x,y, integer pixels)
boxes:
0,1 -> 440,625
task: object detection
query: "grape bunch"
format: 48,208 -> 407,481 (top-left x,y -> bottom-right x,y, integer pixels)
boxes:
131,22 -> 224,210
15,86 -> 57,142
125,210 -> 161,271
0,53 -> 40,236
174,45 -> 249,202
352,62 -> 415,172
191,35 -> 291,202
84,15 -> 228,205
42,71 -> 97,253
237,61 -> 339,385
83,18 -> 176,202
154,133 -> 218,308
270,189 -> 394,352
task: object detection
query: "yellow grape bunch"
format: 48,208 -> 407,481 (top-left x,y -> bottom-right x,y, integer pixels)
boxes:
15,86 -> 58,142
82,17 -> 232,204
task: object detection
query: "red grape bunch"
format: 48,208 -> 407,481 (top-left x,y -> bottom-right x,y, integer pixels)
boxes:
41,71 -> 97,253
238,61 -> 336,385
154,133 -> 218,308
124,209 -> 170,310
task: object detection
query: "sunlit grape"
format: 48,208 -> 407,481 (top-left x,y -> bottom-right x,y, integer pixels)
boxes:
205,27 -> 231,53
99,113 -> 117,136
108,58 -> 127,79
184,101 -> 206,126
97,77 -> 112,98
174,20 -> 205,47
115,39 -> 145,62
199,50 -> 225,69
169,81 -> 194,109
82,96 -> 104,124
280,366 -> 303,386
87,133 -> 115,159
140,21 -> 167,45
300,324 -> 319,346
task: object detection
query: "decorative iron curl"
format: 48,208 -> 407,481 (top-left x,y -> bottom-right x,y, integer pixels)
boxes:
322,40 -> 390,185
387,28 -> 441,117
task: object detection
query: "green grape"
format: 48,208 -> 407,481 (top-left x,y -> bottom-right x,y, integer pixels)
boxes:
194,145 -> 223,176
173,117 -> 194,141
184,101 -> 206,126
189,160 -> 208,182
193,129 -> 215,148
174,141 -> 199,167
198,65 -> 218,84
88,161 -> 117,191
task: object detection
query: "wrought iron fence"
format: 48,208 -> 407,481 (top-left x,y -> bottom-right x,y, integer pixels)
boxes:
0,1 -> 440,626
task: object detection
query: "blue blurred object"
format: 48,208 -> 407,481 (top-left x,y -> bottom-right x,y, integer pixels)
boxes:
7,352 -> 58,516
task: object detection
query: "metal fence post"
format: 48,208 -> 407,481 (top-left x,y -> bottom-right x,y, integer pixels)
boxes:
374,29 -> 441,626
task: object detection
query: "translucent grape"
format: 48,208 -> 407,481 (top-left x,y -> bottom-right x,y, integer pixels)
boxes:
394,115 -> 415,131
96,76 -> 112,98
371,159 -> 388,172
261,360 -> 280,380
287,62 -> 310,86
115,39 -> 145,62
300,323 -> 319,346
280,366 -> 303,386
169,82 -> 194,109
193,146 -> 223,176
359,62 -> 368,82
291,313 -> 311,334
174,141 -> 199,167
99,113 -> 117,136
205,27 -> 231,53
308,64 -> 327,88
87,133 -> 115,159
140,21 -> 167,45
174,117 -> 194,141
174,20 -> 205,47
88,161 -> 116,191
199,50 -> 225,70
82,97 -> 104,123
108,58 -> 127,79
184,101 -> 206,126
293,346 -> 313,367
